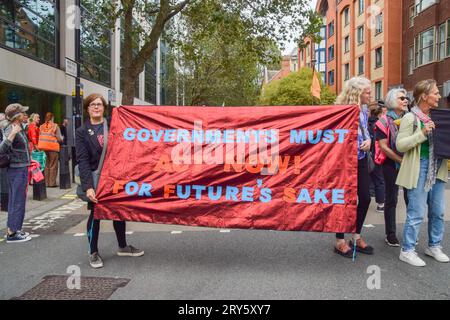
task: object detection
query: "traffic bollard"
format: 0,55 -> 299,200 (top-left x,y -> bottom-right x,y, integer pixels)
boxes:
59,145 -> 71,189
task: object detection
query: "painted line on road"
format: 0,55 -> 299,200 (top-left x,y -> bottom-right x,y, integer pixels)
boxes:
220,230 -> 231,233
364,224 -> 375,228
74,233 -> 86,237
61,194 -> 78,199
0,238 -> 4,243
125,231 -> 134,235
171,231 -> 183,234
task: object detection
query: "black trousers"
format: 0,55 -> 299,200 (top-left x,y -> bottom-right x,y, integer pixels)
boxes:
87,206 -> 127,254
337,159 -> 371,239
382,163 -> 409,236
382,163 -> 398,236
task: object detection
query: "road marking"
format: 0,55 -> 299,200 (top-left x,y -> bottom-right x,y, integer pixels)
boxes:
364,224 -> 375,228
171,231 -> 183,234
30,234 -> 40,238
24,199 -> 86,232
74,233 -> 86,237
125,231 -> 134,235
0,238 -> 4,243
61,194 -> 77,199
220,230 -> 231,233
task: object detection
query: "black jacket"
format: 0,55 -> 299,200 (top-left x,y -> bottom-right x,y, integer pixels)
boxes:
75,119 -> 109,192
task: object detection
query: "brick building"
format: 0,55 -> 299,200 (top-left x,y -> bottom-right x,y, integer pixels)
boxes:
402,0 -> 450,108
299,0 -> 403,100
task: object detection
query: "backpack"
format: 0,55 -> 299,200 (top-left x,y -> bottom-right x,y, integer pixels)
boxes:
0,128 -> 11,168
374,115 -> 390,165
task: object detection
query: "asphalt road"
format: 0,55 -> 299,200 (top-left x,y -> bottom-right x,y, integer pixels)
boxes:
1,221 -> 449,300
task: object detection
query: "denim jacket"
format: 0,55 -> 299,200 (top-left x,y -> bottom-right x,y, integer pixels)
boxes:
0,120 -> 31,168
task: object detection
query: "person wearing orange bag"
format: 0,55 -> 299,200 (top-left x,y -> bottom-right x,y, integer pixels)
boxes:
38,112 -> 63,187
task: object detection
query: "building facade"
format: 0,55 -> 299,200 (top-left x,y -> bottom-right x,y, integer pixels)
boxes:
299,0 -> 403,100
402,0 -> 450,108
0,0 -> 169,146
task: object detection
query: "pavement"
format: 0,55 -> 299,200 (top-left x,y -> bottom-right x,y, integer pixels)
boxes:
0,181 -> 450,300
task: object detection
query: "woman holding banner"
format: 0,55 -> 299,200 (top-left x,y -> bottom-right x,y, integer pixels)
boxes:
75,93 -> 144,269
334,77 -> 374,258
396,80 -> 449,267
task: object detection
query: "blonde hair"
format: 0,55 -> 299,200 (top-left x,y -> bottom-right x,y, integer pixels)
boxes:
335,76 -> 371,106
413,79 -> 437,105
29,113 -> 39,123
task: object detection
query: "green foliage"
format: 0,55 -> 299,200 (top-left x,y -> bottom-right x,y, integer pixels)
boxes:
259,68 -> 336,106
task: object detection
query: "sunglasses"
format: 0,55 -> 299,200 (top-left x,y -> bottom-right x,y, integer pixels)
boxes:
399,97 -> 409,101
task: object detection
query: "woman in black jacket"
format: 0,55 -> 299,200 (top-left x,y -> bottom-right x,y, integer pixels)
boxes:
75,93 -> 144,269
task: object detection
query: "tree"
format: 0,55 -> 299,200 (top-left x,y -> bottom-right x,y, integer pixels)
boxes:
165,1 -> 280,106
259,68 -> 336,106
91,0 -> 320,105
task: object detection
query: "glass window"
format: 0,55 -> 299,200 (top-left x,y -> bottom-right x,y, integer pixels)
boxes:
447,20 -> 450,57
328,45 -> 334,60
344,63 -> 350,81
357,25 -> 364,45
375,81 -> 382,100
328,21 -> 334,37
328,70 -> 334,85
409,6 -> 415,27
375,47 -> 383,68
375,13 -> 383,35
344,8 -> 350,26
358,0 -> 364,16
0,0 -> 58,65
416,27 -> 435,66
81,0 -> 111,86
438,23 -> 446,60
145,52 -> 157,104
358,56 -> 364,75
344,36 -> 349,53
415,0 -> 437,14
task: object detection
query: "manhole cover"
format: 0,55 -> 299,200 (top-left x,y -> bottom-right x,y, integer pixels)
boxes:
12,275 -> 130,300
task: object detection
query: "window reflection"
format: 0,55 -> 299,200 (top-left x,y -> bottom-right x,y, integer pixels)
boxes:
0,0 -> 57,65
80,0 -> 111,86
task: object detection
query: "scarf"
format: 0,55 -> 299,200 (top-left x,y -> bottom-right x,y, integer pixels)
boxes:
387,110 -> 402,121
411,106 -> 438,192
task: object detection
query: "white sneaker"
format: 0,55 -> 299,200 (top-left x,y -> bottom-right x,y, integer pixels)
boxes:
399,250 -> 426,267
424,247 -> 450,263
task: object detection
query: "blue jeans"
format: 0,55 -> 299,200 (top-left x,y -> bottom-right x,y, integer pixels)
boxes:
402,158 -> 446,252
7,167 -> 28,233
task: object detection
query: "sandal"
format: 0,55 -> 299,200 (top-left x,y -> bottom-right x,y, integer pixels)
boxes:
334,241 -> 354,258
349,238 -> 374,255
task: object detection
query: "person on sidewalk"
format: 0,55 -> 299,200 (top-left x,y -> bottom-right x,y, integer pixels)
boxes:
75,93 -> 144,269
27,113 -> 40,154
38,112 -> 63,187
0,104 -> 32,243
60,118 -> 69,146
397,79 -> 449,267
334,77 -> 374,258
374,88 -> 409,247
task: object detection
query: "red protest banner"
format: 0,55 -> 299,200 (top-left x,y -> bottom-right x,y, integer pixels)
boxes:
95,105 -> 359,233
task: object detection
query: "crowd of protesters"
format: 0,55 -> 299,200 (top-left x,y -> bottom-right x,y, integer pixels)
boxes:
333,77 -> 448,267
0,78 -> 448,269
0,106 -> 70,243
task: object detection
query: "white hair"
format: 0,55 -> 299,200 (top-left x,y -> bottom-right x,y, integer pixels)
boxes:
0,113 -> 5,121
385,88 -> 407,110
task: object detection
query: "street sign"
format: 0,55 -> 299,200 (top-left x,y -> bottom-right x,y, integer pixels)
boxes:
65,57 -> 78,78
108,89 -> 116,103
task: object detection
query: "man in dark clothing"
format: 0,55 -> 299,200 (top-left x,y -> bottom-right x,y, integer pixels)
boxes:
60,118 -> 69,146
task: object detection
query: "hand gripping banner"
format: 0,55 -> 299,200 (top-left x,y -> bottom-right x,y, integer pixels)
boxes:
95,105 -> 359,233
